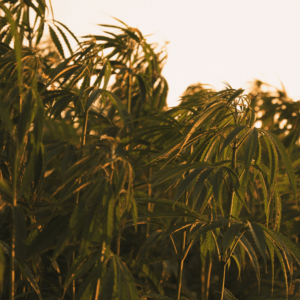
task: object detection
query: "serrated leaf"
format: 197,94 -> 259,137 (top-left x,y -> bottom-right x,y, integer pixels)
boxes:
49,25 -> 65,58
138,230 -> 163,258
224,288 -> 238,300
239,235 -> 260,293
244,127 -> 259,180
193,167 -> 214,208
55,24 -> 73,55
175,167 -> 207,202
248,222 -> 267,266
104,91 -> 133,132
86,88 -> 102,111
220,125 -> 248,154
262,130 -> 297,201
223,223 -> 242,252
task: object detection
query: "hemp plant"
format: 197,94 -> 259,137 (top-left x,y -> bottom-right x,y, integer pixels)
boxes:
144,85 -> 300,300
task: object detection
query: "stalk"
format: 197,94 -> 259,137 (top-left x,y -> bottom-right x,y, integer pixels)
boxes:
146,167 -> 153,238
217,261 -> 226,300
216,142 -> 237,300
176,229 -> 186,300
10,145 -> 19,300
200,257 -> 206,300
206,256 -> 212,300
72,99 -> 90,300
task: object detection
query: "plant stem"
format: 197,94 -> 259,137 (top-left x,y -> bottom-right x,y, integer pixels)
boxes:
217,142 -> 237,300
217,261 -> 226,300
206,256 -> 212,300
10,146 -> 18,300
228,143 -> 237,224
176,229 -> 186,300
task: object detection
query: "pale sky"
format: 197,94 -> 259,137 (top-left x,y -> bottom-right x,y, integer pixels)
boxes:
51,0 -> 300,107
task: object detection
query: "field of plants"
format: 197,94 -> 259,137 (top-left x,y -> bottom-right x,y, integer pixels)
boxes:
1,1 -> 300,300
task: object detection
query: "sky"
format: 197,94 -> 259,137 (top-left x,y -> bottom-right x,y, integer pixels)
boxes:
51,0 -> 300,107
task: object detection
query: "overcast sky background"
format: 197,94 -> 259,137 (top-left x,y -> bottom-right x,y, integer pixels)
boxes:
51,0 -> 300,107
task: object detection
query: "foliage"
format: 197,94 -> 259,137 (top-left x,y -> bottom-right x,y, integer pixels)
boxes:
1,2 -> 300,300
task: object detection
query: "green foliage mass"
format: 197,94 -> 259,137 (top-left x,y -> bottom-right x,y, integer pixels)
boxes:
1,2 -> 300,300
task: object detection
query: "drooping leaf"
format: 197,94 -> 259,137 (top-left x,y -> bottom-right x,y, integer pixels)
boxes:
220,125 -> 248,154
49,25 -> 65,58
248,222 -> 267,266
223,223 -> 242,253
244,127 -> 259,180
239,235 -> 260,293
263,130 -> 297,200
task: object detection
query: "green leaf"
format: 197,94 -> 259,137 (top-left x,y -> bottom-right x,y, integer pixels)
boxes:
49,25 -> 65,58
55,24 -> 73,55
223,223 -> 242,252
175,167 -> 207,202
17,90 -> 34,144
21,266 -> 43,300
152,162 -> 211,187
178,103 -> 226,155
273,241 -> 289,297
193,167 -> 214,207
262,130 -> 297,200
99,260 -> 115,300
220,125 -> 248,154
0,180 -> 13,204
86,88 -> 102,111
104,91 -> 133,132
248,222 -> 267,266
128,259 -> 165,295
244,127 -> 258,180
224,288 -> 238,300
138,230 -> 163,258
0,4 -> 23,91
239,235 -> 260,293
212,168 -> 224,210
54,20 -> 81,46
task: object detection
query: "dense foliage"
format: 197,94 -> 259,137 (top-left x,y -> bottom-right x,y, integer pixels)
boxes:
1,1 -> 300,300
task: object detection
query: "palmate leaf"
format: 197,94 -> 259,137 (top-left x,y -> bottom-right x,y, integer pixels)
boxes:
138,230 -> 163,258
115,256 -> 139,300
127,259 -> 165,295
188,219 -> 230,242
223,223 -> 242,253
0,3 -> 23,90
244,127 -> 259,181
152,162 -> 211,187
104,91 -> 133,132
220,125 -> 248,154
239,235 -> 260,293
224,288 -> 238,300
273,241 -> 289,297
193,167 -> 214,206
248,222 -> 267,266
178,102 -> 226,156
55,24 -> 73,56
175,166 -> 208,202
257,171 -> 269,224
49,25 -> 65,58
212,168 -> 224,212
262,130 -> 297,200
86,88 -> 102,111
